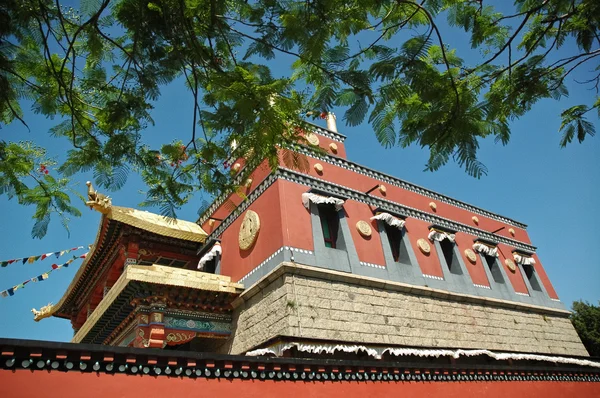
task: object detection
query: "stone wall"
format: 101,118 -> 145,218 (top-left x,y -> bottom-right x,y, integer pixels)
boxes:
228,263 -> 588,357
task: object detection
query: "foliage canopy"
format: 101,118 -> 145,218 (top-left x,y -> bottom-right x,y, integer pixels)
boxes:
1,0 -> 599,237
570,300 -> 600,357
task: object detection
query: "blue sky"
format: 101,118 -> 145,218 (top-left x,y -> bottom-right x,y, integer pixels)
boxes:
0,4 -> 599,342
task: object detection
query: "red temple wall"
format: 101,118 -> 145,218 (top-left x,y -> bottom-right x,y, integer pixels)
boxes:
201,159 -> 273,234
342,199 -> 387,266
199,148 -> 559,299
219,181 -> 285,283
405,218 -> 445,278
312,132 -> 348,159
280,152 -> 531,245
1,370 -> 598,398
453,232 -> 491,287
497,243 -> 530,295
278,180 -> 315,251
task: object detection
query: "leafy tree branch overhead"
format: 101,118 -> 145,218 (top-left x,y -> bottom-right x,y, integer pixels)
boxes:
1,0 -> 598,238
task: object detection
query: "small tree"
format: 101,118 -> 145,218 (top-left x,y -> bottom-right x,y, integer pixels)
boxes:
570,300 -> 600,357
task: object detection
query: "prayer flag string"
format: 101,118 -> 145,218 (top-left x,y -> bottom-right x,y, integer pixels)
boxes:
0,245 -> 90,268
0,253 -> 88,298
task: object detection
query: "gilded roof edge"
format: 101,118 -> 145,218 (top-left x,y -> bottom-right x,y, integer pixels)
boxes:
71,264 -> 244,343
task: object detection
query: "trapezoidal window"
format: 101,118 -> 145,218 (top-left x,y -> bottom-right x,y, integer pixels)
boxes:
317,204 -> 342,249
483,255 -> 505,284
439,239 -> 462,275
383,224 -> 410,264
522,263 -> 542,292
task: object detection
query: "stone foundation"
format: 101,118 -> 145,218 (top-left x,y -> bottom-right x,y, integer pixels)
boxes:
228,262 -> 588,357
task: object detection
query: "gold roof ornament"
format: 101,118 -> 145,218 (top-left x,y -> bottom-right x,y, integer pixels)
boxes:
85,181 -> 207,242
32,303 -> 54,322
86,181 -> 112,214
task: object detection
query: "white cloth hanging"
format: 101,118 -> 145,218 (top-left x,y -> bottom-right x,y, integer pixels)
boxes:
197,243 -> 222,270
473,242 -> 498,257
245,341 -> 600,368
301,192 -> 344,211
514,253 -> 536,265
428,229 -> 455,243
370,212 -> 406,229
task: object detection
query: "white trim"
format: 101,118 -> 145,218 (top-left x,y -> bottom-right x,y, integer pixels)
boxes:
428,230 -> 455,243
196,243 -> 222,270
473,242 -> 498,257
515,292 -> 530,297
237,246 -> 314,283
473,283 -> 491,289
245,342 -> 600,368
301,192 -> 344,211
514,253 -> 536,265
360,262 -> 386,269
423,273 -> 444,281
370,212 -> 405,229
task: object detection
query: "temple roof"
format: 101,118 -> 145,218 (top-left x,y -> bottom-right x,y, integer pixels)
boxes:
72,264 -> 244,344
107,206 -> 207,243
32,185 -> 208,322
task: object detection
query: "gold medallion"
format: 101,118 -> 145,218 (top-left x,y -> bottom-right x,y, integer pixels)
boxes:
417,238 -> 431,254
239,210 -> 260,250
356,220 -> 372,237
464,249 -> 477,263
306,133 -> 320,146
505,259 -> 516,272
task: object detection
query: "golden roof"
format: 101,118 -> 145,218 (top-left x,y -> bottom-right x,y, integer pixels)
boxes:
32,183 -> 208,322
109,206 -> 207,243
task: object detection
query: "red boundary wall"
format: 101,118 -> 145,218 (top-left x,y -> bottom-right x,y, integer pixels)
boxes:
1,370 -> 599,398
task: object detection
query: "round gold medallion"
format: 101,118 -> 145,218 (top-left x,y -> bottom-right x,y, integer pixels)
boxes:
505,259 -> 516,273
239,210 -> 260,250
314,163 -> 324,173
429,202 -> 437,211
464,249 -> 477,263
329,143 -> 338,154
356,220 -> 372,237
509,228 -> 515,237
472,216 -> 479,225
306,133 -> 320,146
417,238 -> 431,254
379,185 -> 387,194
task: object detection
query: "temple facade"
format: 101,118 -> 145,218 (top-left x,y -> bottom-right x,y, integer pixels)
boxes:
34,115 -> 588,358
6,115 -> 598,397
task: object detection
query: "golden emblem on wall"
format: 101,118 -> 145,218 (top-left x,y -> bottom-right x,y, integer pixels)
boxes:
505,259 -> 516,272
417,238 -> 431,254
239,210 -> 260,250
306,132 -> 320,146
472,216 -> 479,225
356,220 -> 372,238
464,249 -> 477,263
509,228 -> 515,237
329,143 -> 338,153
429,202 -> 437,211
